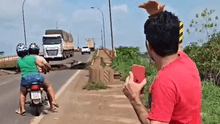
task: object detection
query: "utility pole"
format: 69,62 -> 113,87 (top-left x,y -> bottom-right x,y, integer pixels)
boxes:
91,7 -> 106,48
101,29 -> 103,48
77,35 -> 79,49
108,0 -> 114,57
22,0 -> 27,46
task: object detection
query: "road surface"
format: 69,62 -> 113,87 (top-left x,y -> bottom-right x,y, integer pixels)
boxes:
0,52 -> 93,124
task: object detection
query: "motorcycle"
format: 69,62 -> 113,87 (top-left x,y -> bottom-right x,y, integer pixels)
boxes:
25,81 -> 49,116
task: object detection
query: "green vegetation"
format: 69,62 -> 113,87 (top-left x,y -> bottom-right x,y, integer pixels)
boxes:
111,46 -> 157,81
87,50 -> 98,67
100,57 -> 106,68
112,46 -> 220,124
83,81 -> 108,91
187,8 -> 219,42
184,33 -> 220,85
0,51 -> 4,58
201,82 -> 220,123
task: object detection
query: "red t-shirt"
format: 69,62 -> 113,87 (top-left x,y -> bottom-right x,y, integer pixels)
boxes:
148,51 -> 202,124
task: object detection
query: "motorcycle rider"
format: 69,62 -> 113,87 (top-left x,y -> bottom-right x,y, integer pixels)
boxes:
16,43 -> 58,116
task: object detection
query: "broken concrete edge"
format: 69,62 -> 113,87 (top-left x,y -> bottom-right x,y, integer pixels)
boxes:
0,69 -> 17,74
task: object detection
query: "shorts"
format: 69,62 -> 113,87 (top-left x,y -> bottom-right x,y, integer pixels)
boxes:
20,73 -> 45,88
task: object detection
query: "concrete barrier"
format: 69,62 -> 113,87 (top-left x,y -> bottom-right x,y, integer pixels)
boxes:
89,66 -> 114,84
89,49 -> 114,84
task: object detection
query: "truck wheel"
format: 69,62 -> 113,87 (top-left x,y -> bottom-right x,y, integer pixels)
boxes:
72,51 -> 74,57
67,51 -> 70,58
70,51 -> 73,57
63,52 -> 67,59
69,51 -> 72,57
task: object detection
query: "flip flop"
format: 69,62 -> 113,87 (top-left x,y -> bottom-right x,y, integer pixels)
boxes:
52,102 -> 59,108
49,107 -> 58,112
15,109 -> 26,116
15,109 -> 20,114
20,111 -> 26,116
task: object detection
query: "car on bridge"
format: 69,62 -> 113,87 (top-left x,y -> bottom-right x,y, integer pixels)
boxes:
81,47 -> 91,54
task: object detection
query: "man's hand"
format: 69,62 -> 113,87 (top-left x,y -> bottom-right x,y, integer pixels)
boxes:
123,71 -> 147,102
138,0 -> 165,16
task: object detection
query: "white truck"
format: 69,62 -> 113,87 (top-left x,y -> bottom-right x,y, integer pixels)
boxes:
85,38 -> 95,51
42,30 -> 74,59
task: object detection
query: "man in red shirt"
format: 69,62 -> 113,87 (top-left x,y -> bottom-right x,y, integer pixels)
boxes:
123,1 -> 202,124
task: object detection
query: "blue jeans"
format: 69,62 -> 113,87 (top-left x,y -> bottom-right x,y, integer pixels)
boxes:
20,73 -> 45,88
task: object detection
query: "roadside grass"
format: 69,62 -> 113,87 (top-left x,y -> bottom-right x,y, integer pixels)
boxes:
83,81 -> 108,91
100,57 -> 106,68
201,82 -> 220,124
87,50 -> 98,67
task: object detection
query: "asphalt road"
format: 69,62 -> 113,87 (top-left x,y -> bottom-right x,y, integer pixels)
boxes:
0,52 -> 94,124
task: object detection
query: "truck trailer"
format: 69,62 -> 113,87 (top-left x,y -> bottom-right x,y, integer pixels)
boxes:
42,30 -> 74,59
85,38 -> 95,51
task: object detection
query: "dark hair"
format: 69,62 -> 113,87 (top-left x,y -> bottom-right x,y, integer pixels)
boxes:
144,10 -> 179,57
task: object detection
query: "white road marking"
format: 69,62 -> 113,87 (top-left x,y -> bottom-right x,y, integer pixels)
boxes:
30,53 -> 94,124
55,70 -> 81,99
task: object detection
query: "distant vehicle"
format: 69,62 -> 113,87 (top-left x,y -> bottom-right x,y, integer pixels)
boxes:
85,38 -> 95,51
42,30 -> 74,59
81,47 -> 91,54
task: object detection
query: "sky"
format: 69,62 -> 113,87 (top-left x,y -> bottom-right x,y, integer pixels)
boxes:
0,0 -> 219,56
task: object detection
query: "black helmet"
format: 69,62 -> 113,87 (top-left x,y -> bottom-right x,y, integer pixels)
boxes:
16,43 -> 28,58
29,43 -> 39,55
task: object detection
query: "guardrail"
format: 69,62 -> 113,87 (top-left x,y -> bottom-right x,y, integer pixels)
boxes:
0,52 -> 43,68
0,52 -> 44,61
0,55 -> 19,61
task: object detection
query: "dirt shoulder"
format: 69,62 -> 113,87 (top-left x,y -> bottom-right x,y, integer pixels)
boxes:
37,70 -> 140,124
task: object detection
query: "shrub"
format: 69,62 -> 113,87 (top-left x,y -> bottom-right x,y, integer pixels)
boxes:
111,46 -> 157,81
87,50 -> 98,67
184,34 -> 220,85
100,57 -> 106,68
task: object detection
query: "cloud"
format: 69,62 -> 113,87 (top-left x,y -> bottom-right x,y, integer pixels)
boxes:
0,0 -> 64,55
72,9 -> 100,23
112,4 -> 128,18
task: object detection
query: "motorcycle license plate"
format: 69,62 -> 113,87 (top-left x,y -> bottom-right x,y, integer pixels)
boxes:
31,91 -> 41,99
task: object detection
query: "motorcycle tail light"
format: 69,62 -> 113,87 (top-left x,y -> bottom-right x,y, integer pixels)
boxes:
31,85 -> 40,91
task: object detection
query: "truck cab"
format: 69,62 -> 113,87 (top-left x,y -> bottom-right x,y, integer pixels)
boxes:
42,30 -> 74,59
43,34 -> 63,59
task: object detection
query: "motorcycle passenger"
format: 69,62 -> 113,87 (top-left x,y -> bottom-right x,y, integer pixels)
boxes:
28,43 -> 58,111
16,43 -> 58,116
28,43 -> 49,72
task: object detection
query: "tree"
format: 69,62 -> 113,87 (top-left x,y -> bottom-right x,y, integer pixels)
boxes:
184,33 -> 220,85
187,8 -> 219,43
0,51 -> 4,58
